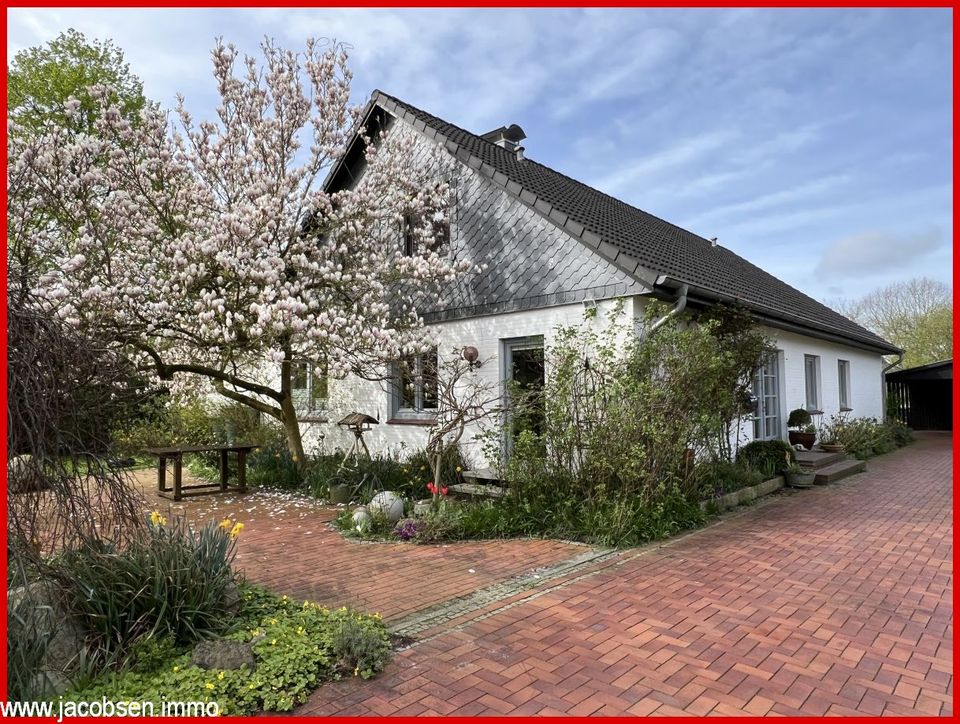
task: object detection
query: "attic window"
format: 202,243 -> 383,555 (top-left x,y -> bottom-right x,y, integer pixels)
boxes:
402,212 -> 450,257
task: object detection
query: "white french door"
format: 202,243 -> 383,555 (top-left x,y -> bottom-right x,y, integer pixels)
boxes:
753,352 -> 782,440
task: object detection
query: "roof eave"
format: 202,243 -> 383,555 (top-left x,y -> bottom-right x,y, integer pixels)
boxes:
650,276 -> 902,356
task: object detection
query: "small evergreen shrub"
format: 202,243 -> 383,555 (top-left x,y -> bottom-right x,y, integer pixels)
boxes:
737,440 -> 796,477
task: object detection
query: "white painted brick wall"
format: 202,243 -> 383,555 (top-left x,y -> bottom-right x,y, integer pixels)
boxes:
306,297 -> 634,466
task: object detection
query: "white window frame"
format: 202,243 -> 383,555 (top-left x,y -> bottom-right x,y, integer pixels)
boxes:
804,354 -> 822,412
838,359 -> 852,411
291,360 -> 328,417
390,349 -> 439,422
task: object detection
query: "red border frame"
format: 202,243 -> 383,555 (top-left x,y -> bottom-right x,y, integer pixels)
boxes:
1,3 -> 955,722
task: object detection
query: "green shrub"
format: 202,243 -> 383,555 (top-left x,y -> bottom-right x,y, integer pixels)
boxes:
885,419 -> 915,447
696,460 -> 764,499
737,440 -> 796,477
66,586 -> 390,715
826,415 -> 903,459
51,514 -> 240,655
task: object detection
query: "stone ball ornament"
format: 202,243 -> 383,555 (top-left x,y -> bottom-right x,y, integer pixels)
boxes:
351,506 -> 373,533
368,491 -> 404,523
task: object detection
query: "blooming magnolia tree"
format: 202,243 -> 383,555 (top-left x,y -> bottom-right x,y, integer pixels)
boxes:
9,38 -> 470,461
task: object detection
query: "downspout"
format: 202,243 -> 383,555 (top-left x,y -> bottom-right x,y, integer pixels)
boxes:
641,283 -> 689,341
881,351 -> 904,421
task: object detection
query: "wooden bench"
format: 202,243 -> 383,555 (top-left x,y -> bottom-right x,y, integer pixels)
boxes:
145,444 -> 258,501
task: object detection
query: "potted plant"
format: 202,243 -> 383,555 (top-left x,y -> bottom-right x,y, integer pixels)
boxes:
818,415 -> 846,453
785,463 -> 816,488
787,408 -> 816,450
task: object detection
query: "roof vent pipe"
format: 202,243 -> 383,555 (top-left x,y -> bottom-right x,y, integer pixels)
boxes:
709,237 -> 718,247
641,283 -> 689,342
516,146 -> 525,161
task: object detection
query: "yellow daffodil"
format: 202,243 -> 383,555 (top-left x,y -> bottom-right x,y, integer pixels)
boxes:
218,518 -> 233,531
229,522 -> 244,539
149,511 -> 167,526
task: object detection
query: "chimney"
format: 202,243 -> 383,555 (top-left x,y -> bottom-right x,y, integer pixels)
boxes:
481,123 -> 527,153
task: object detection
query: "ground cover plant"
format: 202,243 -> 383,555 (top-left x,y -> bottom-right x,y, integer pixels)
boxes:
65,585 -> 391,715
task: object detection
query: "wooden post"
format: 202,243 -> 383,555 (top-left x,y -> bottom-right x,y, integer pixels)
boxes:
237,449 -> 247,494
157,456 -> 168,492
220,448 -> 229,491
173,454 -> 183,502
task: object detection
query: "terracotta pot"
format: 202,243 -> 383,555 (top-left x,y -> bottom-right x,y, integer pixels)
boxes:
788,431 -> 816,450
820,443 -> 846,453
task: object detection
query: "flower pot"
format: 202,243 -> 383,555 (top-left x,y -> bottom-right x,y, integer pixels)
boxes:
788,431 -> 816,450
328,483 -> 351,505
820,443 -> 845,453
786,470 -> 816,488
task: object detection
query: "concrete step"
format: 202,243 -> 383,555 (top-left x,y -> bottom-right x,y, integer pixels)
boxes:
796,449 -> 848,470
813,458 -> 866,485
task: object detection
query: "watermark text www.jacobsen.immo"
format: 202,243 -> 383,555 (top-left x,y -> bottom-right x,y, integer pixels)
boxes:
0,697 -> 220,720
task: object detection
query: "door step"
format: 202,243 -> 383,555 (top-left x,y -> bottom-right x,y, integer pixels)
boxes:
796,449 -> 848,470
813,458 -> 866,484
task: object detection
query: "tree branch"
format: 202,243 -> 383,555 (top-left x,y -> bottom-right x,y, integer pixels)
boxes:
212,380 -> 283,420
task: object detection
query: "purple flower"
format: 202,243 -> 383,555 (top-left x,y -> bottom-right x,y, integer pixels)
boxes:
393,518 -> 424,541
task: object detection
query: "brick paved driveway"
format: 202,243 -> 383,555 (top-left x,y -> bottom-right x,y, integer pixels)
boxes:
299,433 -> 953,716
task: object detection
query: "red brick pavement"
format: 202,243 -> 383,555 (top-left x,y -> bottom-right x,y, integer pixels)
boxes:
134,472 -> 586,622
297,432 -> 953,716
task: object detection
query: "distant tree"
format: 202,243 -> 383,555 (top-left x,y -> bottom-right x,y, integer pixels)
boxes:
8,28 -> 148,137
835,277 -> 952,368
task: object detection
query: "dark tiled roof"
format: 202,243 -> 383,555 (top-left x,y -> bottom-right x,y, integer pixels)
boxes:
373,91 -> 899,354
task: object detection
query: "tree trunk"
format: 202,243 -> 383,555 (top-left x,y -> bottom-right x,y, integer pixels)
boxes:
278,352 -> 305,464
280,393 -> 306,464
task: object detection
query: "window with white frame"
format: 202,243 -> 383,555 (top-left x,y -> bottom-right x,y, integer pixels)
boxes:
390,348 -> 438,421
838,359 -> 852,410
804,354 -> 821,412
291,360 -> 328,416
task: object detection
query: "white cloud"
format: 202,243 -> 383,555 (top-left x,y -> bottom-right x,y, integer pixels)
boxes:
816,228 -> 945,278
592,129 -> 739,194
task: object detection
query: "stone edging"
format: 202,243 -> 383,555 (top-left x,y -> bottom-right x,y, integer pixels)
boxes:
700,475 -> 785,513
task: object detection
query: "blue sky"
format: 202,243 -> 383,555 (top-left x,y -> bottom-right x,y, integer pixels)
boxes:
8,7 -> 953,304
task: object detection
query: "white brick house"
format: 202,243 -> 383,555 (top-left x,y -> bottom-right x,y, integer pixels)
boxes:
277,92 -> 900,467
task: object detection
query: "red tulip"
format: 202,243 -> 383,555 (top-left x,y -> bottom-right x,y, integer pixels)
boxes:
441,487 -> 448,496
